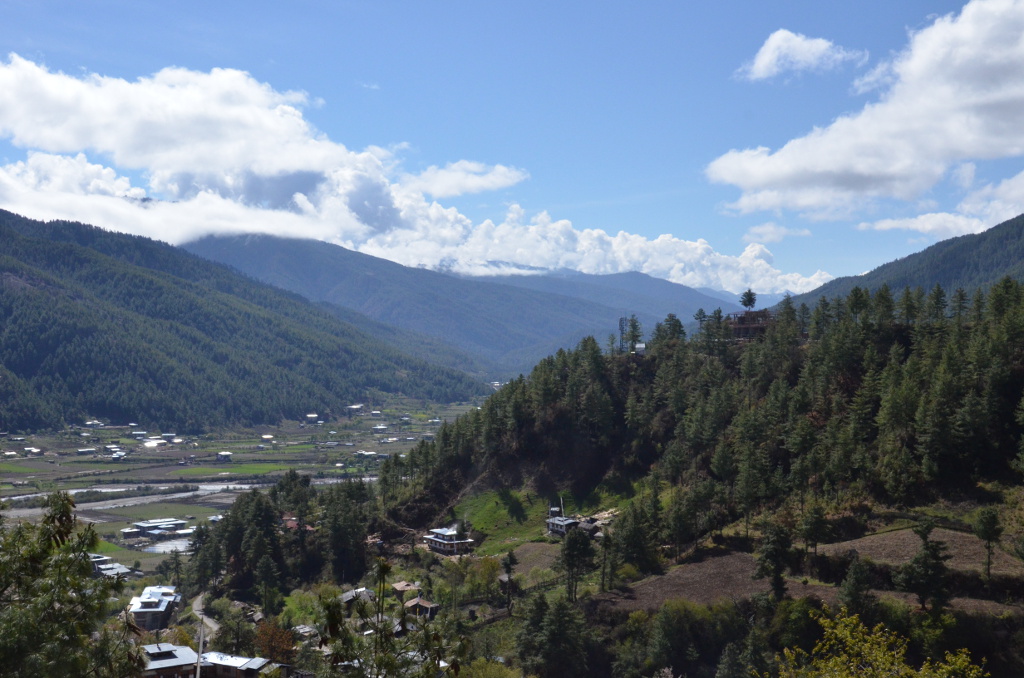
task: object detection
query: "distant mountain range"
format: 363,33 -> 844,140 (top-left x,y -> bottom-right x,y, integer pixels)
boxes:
789,213 -> 1024,306
183,235 -> 739,376
0,210 -> 486,432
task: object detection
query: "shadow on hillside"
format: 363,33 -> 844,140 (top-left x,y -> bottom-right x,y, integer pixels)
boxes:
497,488 -> 527,523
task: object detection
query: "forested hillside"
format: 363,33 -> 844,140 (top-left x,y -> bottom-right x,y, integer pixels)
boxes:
182,235 -> 731,376
791,213 -> 1024,305
397,279 -> 1024,526
0,211 -> 486,432
201,278 -> 1024,677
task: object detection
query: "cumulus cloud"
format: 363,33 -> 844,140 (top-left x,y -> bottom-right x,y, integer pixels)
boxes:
742,222 -> 812,244
400,160 -> 529,198
0,54 -> 829,294
357,207 -> 832,293
709,0 -> 1024,221
738,29 -> 867,81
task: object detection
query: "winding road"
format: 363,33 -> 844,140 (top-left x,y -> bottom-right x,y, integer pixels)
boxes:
192,594 -> 219,646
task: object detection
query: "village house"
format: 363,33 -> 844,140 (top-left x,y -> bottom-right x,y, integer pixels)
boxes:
545,506 -> 579,536
422,526 -> 473,555
546,515 -> 580,536
340,586 -> 376,612
404,596 -> 440,620
88,553 -> 132,578
391,580 -> 419,602
200,651 -> 271,677
129,586 -> 181,631
142,643 -> 199,678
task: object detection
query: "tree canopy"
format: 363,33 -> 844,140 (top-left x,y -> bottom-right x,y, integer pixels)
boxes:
0,493 -> 144,677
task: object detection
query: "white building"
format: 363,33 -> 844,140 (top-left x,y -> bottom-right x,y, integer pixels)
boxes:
199,651 -> 270,677
546,516 -> 580,536
423,527 -> 473,555
129,586 -> 181,631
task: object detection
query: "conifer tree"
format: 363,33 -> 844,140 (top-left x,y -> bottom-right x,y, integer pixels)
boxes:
974,507 -> 1002,581
0,493 -> 144,678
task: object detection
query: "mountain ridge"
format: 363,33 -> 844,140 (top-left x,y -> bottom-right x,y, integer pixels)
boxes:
0,210 -> 486,432
790,212 -> 1024,305
183,235 -> 740,376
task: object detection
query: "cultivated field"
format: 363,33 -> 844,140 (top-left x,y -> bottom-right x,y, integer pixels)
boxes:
818,526 -> 1024,577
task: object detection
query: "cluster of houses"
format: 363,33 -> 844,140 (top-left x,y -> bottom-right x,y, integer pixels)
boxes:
335,582 -> 441,640
135,577 -> 448,677
1,445 -> 42,458
120,518 -> 198,542
545,506 -> 609,540
419,504 -> 610,558
119,515 -> 221,544
133,588 -> 306,677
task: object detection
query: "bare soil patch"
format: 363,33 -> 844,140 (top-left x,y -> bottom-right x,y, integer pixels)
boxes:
818,527 -> 1024,577
593,551 -> 769,613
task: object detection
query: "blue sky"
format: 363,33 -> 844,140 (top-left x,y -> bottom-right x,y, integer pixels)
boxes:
0,0 -> 1019,293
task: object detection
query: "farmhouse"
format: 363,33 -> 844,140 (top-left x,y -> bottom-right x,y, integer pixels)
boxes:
422,526 -> 473,555
404,596 -> 440,620
546,515 -> 580,536
391,580 -> 419,602
216,451 -> 233,462
340,587 -> 375,611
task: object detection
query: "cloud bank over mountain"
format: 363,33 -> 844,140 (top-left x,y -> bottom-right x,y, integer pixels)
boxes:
0,54 -> 828,294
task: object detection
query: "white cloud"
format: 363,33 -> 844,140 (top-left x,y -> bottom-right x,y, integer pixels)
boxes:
709,0 -> 1024,220
2,152 -> 145,198
400,160 -> 529,198
738,29 -> 867,81
348,207 -> 831,294
0,54 -> 830,295
857,163 -> 1024,236
852,61 -> 895,94
951,162 -> 976,190
857,213 -> 987,238
742,222 -> 812,243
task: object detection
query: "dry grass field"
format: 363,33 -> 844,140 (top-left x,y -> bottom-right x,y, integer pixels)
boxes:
511,541 -> 560,576
590,539 -> 1023,617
